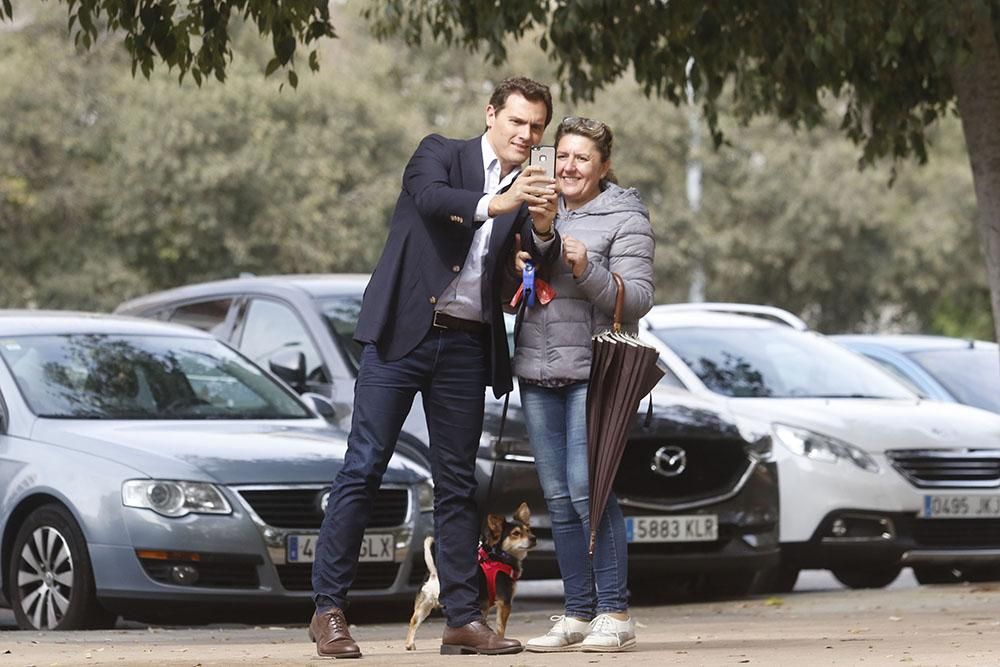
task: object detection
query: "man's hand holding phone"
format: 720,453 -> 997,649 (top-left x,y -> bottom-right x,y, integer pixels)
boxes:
487,164 -> 556,219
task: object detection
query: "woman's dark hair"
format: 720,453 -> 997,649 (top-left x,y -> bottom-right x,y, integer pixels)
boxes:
486,77 -> 554,128
555,116 -> 617,185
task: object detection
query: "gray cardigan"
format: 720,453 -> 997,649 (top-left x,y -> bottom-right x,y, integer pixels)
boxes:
513,182 -> 655,383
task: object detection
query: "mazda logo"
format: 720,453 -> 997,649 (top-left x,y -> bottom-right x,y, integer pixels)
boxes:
318,489 -> 331,513
651,445 -> 687,478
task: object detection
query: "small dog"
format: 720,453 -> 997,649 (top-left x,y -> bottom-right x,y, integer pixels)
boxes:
404,502 -> 536,650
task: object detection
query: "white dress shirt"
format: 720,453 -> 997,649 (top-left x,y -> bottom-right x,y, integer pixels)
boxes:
436,135 -> 518,322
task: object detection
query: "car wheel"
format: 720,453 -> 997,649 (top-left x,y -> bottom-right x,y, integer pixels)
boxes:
627,575 -> 695,604
698,572 -> 757,599
832,565 -> 901,589
753,565 -> 799,594
9,504 -> 117,630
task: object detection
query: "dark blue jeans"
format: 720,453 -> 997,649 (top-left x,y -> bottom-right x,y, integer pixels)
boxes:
312,328 -> 487,627
520,381 -> 629,618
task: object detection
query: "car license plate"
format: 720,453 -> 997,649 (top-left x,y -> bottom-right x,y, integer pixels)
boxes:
921,495 -> 1000,519
625,515 -> 718,543
287,533 -> 395,563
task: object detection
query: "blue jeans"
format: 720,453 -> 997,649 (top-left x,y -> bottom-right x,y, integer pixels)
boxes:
312,330 -> 487,627
520,381 -> 628,618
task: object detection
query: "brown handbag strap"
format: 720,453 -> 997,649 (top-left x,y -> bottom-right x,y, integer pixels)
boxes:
612,273 -> 625,333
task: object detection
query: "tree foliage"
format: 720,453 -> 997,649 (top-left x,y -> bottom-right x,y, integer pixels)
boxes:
0,0 -> 993,339
366,1 -> 992,166
365,0 -> 1000,341
0,0 -> 335,87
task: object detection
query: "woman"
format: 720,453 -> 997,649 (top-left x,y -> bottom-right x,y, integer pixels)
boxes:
514,116 -> 655,652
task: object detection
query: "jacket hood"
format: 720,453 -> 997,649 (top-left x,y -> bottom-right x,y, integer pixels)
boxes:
559,182 -> 649,220
727,397 -> 1000,454
29,419 -> 425,486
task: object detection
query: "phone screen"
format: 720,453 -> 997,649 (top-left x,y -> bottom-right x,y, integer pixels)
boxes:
530,145 -> 556,180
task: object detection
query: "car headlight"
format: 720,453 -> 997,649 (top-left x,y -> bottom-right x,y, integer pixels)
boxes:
416,481 -> 434,513
735,416 -> 774,461
772,424 -> 879,473
122,480 -> 232,517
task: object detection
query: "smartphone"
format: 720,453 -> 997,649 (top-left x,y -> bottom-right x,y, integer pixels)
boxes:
529,145 -> 556,179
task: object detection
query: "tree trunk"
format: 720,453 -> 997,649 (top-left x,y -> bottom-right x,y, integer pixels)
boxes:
953,17 -> 1000,343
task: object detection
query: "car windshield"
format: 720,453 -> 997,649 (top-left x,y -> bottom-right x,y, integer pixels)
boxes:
649,325 -> 917,399
318,295 -> 364,373
908,347 -> 1000,413
0,334 -> 312,419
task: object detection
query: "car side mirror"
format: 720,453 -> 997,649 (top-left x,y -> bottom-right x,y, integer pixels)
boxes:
269,350 -> 307,390
301,392 -> 337,421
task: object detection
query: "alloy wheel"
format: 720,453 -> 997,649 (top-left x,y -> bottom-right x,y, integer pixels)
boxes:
16,525 -> 75,629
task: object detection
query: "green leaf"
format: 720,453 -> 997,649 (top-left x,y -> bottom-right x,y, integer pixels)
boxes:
288,69 -> 298,88
265,57 -> 281,77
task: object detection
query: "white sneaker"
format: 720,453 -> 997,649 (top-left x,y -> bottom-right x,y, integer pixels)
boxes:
525,615 -> 591,652
580,613 -> 636,652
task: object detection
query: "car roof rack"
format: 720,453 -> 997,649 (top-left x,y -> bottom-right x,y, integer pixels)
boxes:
650,303 -> 809,331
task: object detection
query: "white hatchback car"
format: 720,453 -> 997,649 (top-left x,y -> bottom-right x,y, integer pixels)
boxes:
639,305 -> 1000,590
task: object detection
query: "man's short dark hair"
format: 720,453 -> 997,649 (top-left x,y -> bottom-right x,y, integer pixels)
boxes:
488,77 -> 553,128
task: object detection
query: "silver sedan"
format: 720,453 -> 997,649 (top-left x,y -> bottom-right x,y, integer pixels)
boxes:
0,312 -> 432,630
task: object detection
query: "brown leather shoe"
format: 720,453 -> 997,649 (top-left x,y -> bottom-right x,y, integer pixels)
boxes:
309,608 -> 362,659
440,619 -> 523,655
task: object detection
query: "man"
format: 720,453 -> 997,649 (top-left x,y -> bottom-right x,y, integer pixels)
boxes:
310,76 -> 558,658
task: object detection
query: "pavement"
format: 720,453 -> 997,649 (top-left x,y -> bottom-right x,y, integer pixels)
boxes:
3,572 -> 1000,665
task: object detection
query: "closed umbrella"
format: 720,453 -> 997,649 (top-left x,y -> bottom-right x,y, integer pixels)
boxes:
586,274 -> 664,556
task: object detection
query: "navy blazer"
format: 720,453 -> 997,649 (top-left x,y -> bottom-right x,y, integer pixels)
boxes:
355,134 -> 548,398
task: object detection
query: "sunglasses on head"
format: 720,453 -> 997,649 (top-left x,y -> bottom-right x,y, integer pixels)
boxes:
561,116 -> 609,133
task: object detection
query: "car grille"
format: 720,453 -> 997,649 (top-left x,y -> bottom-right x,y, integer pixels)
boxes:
909,518 -> 1000,548
239,488 -> 409,529
887,450 -> 1000,488
140,557 -> 260,589
614,437 -> 751,506
276,563 -> 400,591
408,556 -> 429,586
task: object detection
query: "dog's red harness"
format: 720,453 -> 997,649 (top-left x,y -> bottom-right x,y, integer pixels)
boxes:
478,546 -> 518,606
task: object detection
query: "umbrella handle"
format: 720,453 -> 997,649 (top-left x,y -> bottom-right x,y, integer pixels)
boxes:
612,273 -> 625,334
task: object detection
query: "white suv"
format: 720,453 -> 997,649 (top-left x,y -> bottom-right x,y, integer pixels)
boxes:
639,304 -> 1000,590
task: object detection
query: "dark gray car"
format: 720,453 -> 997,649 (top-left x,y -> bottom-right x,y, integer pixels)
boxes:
117,275 -> 780,597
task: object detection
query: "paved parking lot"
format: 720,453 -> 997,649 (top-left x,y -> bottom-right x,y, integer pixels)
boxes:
4,570 -> 1000,665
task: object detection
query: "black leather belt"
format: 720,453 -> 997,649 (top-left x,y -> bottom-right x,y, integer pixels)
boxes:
432,311 -> 485,333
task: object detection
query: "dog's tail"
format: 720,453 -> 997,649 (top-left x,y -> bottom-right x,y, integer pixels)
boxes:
423,536 -> 438,579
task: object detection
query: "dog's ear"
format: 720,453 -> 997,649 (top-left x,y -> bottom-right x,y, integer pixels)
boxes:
486,514 -> 504,545
514,502 -> 530,525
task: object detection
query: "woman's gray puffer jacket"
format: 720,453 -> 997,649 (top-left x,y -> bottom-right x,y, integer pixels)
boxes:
513,182 -> 655,383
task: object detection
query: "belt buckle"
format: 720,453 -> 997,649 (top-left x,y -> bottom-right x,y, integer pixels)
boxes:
432,311 -> 448,329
